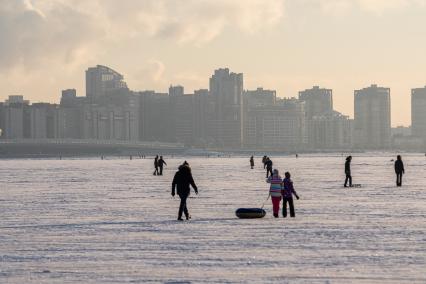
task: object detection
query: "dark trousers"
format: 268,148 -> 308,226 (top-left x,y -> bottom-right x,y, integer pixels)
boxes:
266,167 -> 273,177
396,173 -> 402,186
178,194 -> 189,219
344,174 -> 352,187
282,197 -> 295,217
153,167 -> 159,175
159,166 -> 164,175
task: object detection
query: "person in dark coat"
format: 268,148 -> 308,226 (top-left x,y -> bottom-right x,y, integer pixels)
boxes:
344,156 -> 352,187
158,156 -> 167,175
394,155 -> 405,186
250,156 -> 254,169
282,172 -> 300,218
153,155 -> 159,175
262,156 -> 267,169
172,163 -> 198,220
265,157 -> 273,178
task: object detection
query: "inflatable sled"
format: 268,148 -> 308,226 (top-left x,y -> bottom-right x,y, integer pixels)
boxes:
235,208 -> 266,219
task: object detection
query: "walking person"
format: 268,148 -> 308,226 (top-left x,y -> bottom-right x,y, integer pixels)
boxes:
266,169 -> 283,218
171,162 -> 198,221
158,156 -> 167,175
394,155 -> 405,186
153,155 -> 159,176
265,157 -> 273,178
282,172 -> 299,218
344,156 -> 352,187
262,156 -> 267,169
250,156 -> 254,169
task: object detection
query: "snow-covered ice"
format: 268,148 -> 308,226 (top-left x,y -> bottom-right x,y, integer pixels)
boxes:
0,154 -> 425,283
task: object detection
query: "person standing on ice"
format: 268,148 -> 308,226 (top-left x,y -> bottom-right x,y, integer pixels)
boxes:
250,156 -> 254,169
344,156 -> 352,187
266,169 -> 282,218
153,155 -> 159,175
158,156 -> 167,175
172,162 -> 198,221
394,155 -> 405,186
265,157 -> 273,178
282,172 -> 299,218
262,156 -> 267,169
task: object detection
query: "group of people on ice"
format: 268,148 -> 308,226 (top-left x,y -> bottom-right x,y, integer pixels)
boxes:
261,156 -> 274,177
344,154 -> 405,187
153,155 -> 167,176
267,170 -> 300,218
162,153 -> 406,220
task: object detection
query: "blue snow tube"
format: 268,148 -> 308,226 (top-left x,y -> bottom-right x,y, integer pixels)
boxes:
235,208 -> 266,219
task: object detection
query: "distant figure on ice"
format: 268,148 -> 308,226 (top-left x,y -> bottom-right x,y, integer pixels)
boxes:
153,155 -> 159,175
158,156 -> 167,175
250,156 -> 254,169
282,172 -> 299,218
265,157 -> 273,178
266,169 -> 283,218
262,156 -> 267,169
172,162 -> 198,221
344,156 -> 352,187
394,155 -> 405,186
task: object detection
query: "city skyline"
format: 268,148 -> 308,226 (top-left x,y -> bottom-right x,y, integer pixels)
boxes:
2,64 -> 425,152
2,0 -> 426,126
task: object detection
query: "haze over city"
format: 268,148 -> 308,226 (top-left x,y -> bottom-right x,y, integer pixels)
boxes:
2,0 -> 426,126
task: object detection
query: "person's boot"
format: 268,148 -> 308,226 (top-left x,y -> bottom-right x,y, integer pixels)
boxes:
177,217 -> 183,221
185,214 -> 191,220
273,213 -> 278,218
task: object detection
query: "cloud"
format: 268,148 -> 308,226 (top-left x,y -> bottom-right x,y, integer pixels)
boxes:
315,0 -> 426,16
0,0 -> 285,71
0,0 -> 102,71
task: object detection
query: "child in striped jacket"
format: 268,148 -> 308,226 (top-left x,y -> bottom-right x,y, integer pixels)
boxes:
266,169 -> 283,218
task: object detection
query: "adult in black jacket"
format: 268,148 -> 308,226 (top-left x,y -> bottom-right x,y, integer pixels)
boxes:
158,156 -> 167,175
344,156 -> 352,187
394,155 -> 405,186
153,155 -> 159,175
172,163 -> 198,220
265,158 -> 273,178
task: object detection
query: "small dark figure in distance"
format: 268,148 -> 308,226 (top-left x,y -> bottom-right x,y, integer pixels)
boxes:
282,172 -> 299,218
153,155 -> 159,175
265,157 -> 273,178
262,156 -> 267,169
172,162 -> 198,221
158,156 -> 167,175
344,156 -> 352,187
394,155 -> 405,186
250,156 -> 254,169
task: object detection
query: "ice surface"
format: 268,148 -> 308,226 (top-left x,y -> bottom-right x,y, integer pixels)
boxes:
0,154 -> 425,283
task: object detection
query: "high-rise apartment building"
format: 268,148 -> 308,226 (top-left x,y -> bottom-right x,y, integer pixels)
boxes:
354,84 -> 391,149
411,86 -> 426,139
298,86 -> 333,119
309,111 -> 352,150
244,87 -> 276,108
244,98 -> 306,150
86,65 -> 128,100
209,68 -> 244,148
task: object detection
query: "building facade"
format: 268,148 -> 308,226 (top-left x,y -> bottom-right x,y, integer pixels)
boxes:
354,84 -> 391,149
86,65 -> 128,101
209,68 -> 244,148
411,86 -> 426,140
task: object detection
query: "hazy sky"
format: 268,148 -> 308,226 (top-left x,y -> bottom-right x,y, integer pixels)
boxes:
1,0 -> 426,126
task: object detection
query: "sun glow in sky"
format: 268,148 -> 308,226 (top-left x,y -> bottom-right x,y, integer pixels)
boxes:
1,0 -> 426,126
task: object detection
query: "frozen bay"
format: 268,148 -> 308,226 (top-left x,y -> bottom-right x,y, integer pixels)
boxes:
1,154 -> 425,283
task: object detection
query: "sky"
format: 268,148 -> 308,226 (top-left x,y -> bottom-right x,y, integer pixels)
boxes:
1,0 -> 426,126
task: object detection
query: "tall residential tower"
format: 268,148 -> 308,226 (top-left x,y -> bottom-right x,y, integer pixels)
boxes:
354,84 -> 391,149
